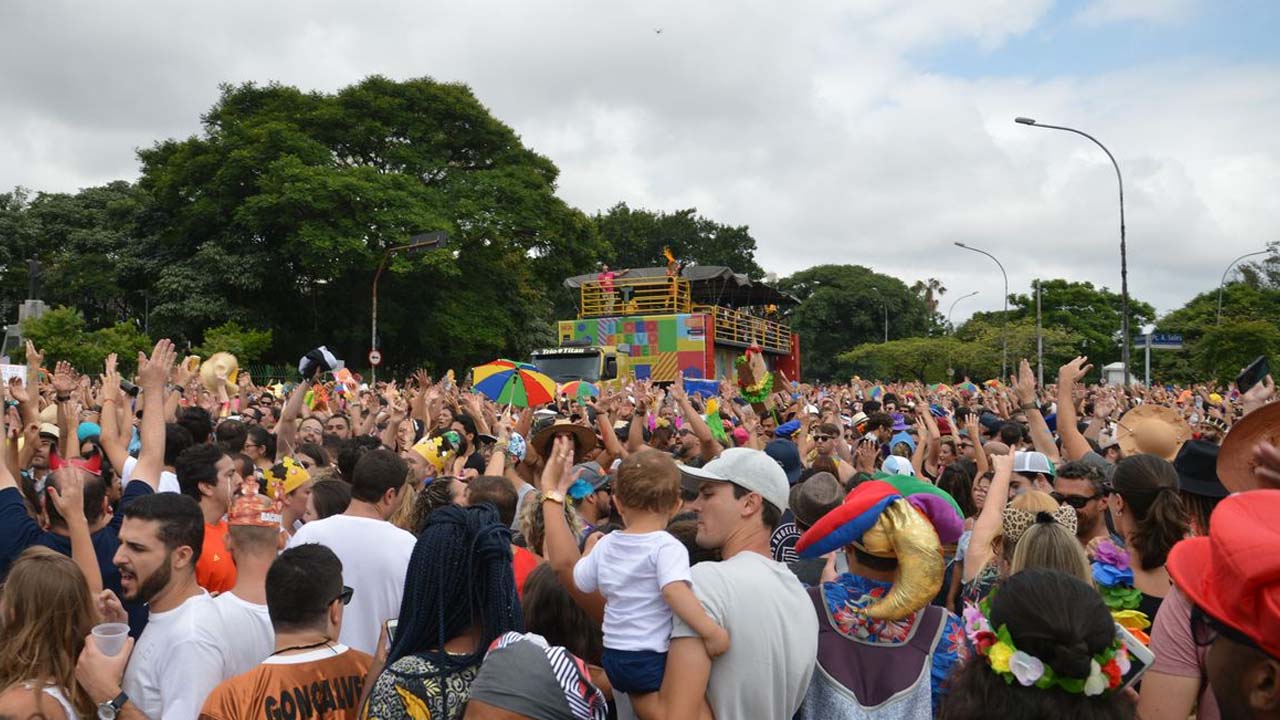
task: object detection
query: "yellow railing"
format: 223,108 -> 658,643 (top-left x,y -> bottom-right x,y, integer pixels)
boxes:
699,305 -> 791,354
579,277 -> 692,317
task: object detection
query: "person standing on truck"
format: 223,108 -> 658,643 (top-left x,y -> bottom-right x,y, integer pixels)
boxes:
598,264 -> 630,313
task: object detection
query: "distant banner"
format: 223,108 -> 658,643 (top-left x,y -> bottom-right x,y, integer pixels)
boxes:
0,364 -> 26,384
683,378 -> 719,399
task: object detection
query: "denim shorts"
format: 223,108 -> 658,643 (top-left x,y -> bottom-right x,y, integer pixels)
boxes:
602,647 -> 668,694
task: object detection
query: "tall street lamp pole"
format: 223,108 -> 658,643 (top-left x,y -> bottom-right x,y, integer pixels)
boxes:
947,291 -> 979,331
1016,116 -> 1130,385
1217,249 -> 1270,324
371,231 -> 448,383
869,287 -> 889,342
954,242 -> 1008,379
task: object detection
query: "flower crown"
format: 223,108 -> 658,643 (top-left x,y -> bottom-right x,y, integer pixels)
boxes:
963,593 -> 1129,696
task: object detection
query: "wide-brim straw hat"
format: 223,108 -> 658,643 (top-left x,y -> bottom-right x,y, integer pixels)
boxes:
1116,404 -> 1191,461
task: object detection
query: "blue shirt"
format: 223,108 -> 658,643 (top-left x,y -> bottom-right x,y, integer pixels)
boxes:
0,480 -> 155,635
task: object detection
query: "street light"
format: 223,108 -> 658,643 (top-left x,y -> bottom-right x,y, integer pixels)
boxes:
946,291 -> 979,332
954,242 -> 1009,378
371,231 -> 449,382
1016,116 -> 1130,385
1217,249 -> 1270,323
868,287 -> 889,342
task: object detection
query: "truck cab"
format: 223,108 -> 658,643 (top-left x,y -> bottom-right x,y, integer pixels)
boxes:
530,345 -> 623,385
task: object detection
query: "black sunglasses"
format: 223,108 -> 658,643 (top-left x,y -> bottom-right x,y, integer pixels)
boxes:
332,586 -> 354,606
812,435 -> 832,442
1191,605 -> 1262,653
1050,492 -> 1102,509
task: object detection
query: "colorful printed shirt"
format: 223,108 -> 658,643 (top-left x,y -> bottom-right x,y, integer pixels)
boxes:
822,574 -> 970,714
361,653 -> 480,720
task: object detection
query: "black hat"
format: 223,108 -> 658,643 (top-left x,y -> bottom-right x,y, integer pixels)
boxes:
299,346 -> 343,379
1173,439 -> 1228,499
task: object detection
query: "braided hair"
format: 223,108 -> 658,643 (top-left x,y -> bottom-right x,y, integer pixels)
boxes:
388,504 -> 522,673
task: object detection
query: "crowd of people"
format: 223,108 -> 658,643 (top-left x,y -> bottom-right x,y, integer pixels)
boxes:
0,337 -> 1278,720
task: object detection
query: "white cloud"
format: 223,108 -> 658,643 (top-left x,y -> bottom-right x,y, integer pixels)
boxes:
0,0 -> 1275,323
1074,0 -> 1199,26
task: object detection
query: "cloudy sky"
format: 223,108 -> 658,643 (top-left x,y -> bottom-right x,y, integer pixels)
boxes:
3,0 -> 1278,320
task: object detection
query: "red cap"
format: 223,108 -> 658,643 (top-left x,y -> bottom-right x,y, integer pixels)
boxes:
1167,490 -> 1280,659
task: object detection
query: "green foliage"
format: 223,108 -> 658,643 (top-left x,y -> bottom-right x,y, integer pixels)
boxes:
1145,282 -> 1280,384
193,321 -> 273,362
594,203 -> 764,279
1190,320 -> 1280,384
1006,279 -> 1155,371
841,337 -> 965,383
780,265 -> 932,381
21,307 -> 152,373
125,76 -> 605,368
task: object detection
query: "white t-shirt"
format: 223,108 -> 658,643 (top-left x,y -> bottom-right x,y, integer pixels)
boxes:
209,591 -> 275,678
121,455 -> 180,494
124,592 -> 226,720
573,531 -> 691,652
287,514 -> 416,656
671,552 -> 818,720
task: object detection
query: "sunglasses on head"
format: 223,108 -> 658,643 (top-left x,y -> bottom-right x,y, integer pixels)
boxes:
332,586 -> 354,606
1050,492 -> 1102,509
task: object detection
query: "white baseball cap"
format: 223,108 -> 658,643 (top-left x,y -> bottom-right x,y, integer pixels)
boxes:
1013,451 -> 1056,477
680,448 -> 790,514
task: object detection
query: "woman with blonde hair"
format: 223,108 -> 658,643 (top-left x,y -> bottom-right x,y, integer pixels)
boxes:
1010,514 -> 1092,583
0,546 -> 97,718
962,453 -> 1076,606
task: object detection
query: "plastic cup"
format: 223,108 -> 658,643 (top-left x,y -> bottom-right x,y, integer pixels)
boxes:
91,623 -> 130,657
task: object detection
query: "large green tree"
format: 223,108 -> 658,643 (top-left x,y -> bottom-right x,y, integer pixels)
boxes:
593,203 -> 764,279
1005,279 -> 1155,372
132,76 -> 604,372
779,265 -> 932,381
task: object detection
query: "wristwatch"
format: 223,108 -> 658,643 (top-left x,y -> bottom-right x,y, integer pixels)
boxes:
542,490 -> 567,506
98,691 -> 128,720
1019,401 -> 1040,412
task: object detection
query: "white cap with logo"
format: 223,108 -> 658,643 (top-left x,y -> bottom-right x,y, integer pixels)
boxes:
680,447 -> 790,514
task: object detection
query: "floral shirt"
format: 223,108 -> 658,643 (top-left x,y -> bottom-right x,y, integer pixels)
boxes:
361,653 -> 479,720
822,574 -> 970,714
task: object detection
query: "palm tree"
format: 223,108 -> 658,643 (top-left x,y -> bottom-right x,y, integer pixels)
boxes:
911,278 -> 948,315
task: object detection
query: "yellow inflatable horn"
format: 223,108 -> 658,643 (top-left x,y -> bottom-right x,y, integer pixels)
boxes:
856,499 -> 944,621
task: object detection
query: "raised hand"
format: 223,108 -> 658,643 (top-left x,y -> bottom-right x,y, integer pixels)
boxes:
7,377 -> 30,405
53,360 -> 78,397
137,339 -> 177,390
1058,356 -> 1092,386
24,340 -> 44,369
539,435 -> 582,495
1012,359 -> 1036,406
47,469 -> 87,524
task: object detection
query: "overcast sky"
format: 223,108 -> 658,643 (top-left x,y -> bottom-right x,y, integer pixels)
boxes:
3,0 -> 1278,320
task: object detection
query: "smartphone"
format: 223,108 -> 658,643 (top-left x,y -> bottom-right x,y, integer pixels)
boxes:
385,619 -> 398,643
1115,623 -> 1155,690
1236,356 -> 1269,394
120,380 -> 141,398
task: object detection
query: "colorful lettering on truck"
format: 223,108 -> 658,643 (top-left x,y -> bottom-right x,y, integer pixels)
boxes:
558,313 -> 710,383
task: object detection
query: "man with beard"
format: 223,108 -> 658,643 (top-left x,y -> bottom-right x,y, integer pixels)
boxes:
77,493 -> 226,720
1051,461 -> 1115,548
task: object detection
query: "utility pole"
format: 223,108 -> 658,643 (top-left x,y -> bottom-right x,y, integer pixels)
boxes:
1035,280 -> 1043,388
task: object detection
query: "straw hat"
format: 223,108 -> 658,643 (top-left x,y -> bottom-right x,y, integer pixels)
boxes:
1115,405 -> 1191,461
530,419 -> 597,464
199,352 -> 239,393
1217,401 -> 1280,493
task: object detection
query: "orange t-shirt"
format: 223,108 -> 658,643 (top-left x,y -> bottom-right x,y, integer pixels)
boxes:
512,545 -> 541,599
197,520 -> 237,594
199,645 -> 372,720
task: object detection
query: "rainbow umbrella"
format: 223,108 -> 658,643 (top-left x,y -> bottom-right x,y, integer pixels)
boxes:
868,385 -> 885,400
472,359 -> 557,408
929,383 -> 953,394
559,380 -> 599,401
983,379 -> 1003,389
958,381 -> 980,394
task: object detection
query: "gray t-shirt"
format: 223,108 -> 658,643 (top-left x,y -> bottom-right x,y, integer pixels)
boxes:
672,551 -> 818,720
